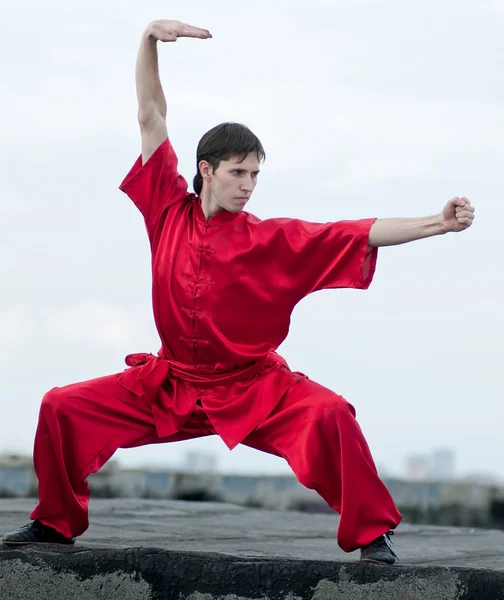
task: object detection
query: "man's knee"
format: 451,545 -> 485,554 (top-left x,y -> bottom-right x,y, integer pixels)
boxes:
41,386 -> 72,414
314,393 -> 356,423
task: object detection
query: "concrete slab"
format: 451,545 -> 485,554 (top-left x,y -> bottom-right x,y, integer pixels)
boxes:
1,498 -> 504,599
1,498 -> 504,568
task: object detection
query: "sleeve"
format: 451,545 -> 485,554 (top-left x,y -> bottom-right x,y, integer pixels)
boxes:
119,139 -> 191,235
272,217 -> 378,300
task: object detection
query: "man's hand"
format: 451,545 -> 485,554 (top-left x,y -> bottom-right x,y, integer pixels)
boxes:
441,197 -> 476,233
147,20 -> 212,43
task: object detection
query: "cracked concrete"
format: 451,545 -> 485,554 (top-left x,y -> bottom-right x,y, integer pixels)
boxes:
1,498 -> 504,599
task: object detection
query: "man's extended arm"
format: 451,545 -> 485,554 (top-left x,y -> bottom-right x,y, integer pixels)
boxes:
135,20 -> 212,165
368,196 -> 475,247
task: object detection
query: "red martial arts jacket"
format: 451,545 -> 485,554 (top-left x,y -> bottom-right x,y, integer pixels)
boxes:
119,139 -> 377,449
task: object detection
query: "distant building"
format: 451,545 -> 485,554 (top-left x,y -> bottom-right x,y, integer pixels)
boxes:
182,451 -> 218,473
460,471 -> 502,485
429,448 -> 456,480
405,448 -> 456,481
0,454 -> 37,497
406,454 -> 430,481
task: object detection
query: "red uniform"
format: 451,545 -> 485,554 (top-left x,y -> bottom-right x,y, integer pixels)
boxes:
30,139 -> 401,551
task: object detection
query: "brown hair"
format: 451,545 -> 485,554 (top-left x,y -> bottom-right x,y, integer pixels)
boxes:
193,122 -> 266,195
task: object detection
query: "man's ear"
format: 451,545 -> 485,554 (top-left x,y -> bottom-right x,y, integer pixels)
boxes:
199,160 -> 213,184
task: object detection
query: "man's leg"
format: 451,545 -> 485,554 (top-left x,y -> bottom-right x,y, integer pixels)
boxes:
4,373 -> 214,542
242,376 -> 401,553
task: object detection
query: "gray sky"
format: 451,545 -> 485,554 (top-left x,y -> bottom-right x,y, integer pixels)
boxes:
1,0 -> 502,478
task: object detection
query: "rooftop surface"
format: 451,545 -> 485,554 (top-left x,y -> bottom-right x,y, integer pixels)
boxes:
1,498 -> 503,599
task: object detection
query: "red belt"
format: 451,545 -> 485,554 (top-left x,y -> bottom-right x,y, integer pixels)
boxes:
118,352 -> 270,397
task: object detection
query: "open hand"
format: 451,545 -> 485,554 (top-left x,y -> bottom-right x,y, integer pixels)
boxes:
147,20 -> 212,42
441,197 -> 475,233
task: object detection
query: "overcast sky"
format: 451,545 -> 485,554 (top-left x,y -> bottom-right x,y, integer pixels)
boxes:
1,0 -> 503,479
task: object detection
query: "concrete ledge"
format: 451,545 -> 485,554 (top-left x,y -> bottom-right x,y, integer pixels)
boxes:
2,500 -> 504,599
1,546 -> 504,600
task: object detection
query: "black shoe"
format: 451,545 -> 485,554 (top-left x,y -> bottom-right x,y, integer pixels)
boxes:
2,520 -> 75,546
360,530 -> 398,564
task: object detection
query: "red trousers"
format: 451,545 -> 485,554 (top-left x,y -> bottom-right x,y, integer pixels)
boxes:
30,373 -> 401,552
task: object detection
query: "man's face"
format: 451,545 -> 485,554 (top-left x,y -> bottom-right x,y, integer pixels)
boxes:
206,153 -> 261,214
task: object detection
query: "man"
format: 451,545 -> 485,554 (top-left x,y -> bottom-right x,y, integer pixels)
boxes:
2,20 -> 475,565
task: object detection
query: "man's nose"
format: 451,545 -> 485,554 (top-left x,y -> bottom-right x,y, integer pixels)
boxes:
241,177 -> 254,191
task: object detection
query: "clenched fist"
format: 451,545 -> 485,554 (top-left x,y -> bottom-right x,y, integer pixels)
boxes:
441,197 -> 475,233
146,20 -> 212,43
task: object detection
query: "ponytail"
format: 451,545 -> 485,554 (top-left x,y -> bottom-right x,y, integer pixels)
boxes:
193,172 -> 203,196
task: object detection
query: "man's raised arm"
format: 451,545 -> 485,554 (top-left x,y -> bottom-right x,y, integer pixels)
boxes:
136,20 -> 212,164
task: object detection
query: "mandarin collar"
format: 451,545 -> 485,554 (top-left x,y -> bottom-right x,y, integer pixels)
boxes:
194,198 -> 243,226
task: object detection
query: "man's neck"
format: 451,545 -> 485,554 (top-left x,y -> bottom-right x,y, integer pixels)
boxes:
200,189 -> 223,221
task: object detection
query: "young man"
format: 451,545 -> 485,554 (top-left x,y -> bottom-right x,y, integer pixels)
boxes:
2,20 -> 475,564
